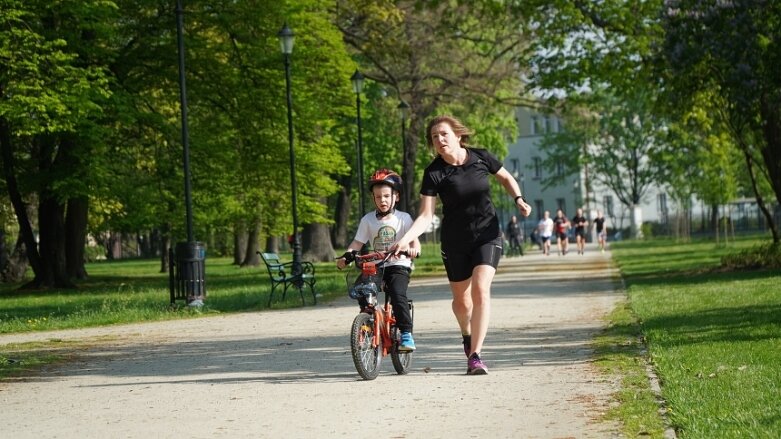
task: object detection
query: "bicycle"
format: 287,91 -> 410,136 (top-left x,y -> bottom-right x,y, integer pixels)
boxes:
343,250 -> 414,380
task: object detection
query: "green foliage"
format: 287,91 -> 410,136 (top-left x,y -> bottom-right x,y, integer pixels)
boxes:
661,1 -> 781,220
721,242 -> 781,270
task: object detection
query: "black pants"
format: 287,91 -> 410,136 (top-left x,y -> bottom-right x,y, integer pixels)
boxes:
508,236 -> 523,256
357,265 -> 413,333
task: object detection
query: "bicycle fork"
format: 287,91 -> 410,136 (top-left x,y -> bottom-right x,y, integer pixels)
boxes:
373,304 -> 397,356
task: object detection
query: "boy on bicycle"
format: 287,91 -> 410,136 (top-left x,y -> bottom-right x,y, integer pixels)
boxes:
336,169 -> 420,351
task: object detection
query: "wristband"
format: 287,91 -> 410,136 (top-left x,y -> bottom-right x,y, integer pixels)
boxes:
514,195 -> 526,204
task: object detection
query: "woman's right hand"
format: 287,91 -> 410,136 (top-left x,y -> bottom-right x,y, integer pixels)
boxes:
391,241 -> 410,257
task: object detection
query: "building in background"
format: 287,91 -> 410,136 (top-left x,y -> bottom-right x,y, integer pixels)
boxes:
501,107 -> 668,242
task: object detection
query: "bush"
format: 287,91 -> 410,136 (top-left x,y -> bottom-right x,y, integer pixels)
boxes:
721,242 -> 781,270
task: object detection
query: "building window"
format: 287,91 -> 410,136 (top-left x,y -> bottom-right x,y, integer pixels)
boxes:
510,158 -> 520,178
557,198 -> 566,213
545,117 -> 552,133
533,157 -> 542,179
530,116 -> 538,135
556,161 -> 565,176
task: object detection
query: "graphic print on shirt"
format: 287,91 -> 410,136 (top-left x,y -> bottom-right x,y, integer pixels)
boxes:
372,225 -> 398,252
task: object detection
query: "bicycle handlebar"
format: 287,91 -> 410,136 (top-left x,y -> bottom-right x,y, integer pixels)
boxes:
338,249 -> 414,264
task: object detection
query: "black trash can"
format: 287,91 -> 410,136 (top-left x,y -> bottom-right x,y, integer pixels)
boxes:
171,241 -> 206,305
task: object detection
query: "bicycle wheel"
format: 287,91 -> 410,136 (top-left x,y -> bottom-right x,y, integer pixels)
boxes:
350,312 -> 382,380
390,325 -> 412,374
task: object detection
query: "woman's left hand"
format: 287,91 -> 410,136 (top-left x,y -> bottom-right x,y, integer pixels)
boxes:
518,200 -> 532,217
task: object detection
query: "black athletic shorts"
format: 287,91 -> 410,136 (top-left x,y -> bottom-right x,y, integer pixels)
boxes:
441,237 -> 503,282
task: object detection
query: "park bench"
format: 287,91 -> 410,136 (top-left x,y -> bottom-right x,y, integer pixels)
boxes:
258,252 -> 317,306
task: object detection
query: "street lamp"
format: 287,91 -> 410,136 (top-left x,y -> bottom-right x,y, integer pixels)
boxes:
278,23 -> 302,279
351,70 -> 366,217
170,0 -> 205,307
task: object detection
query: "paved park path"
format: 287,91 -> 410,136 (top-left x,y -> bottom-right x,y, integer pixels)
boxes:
1,244 -> 622,439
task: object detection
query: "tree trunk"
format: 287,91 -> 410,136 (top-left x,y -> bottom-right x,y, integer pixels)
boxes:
332,175 -> 352,248
264,235 -> 279,254
65,196 -> 89,280
241,218 -> 261,267
0,114 -> 43,280
159,223 -> 171,273
742,147 -> 780,243
1,232 -> 29,283
400,113 -> 427,216
36,195 -> 73,288
710,204 -> 719,244
759,96 -> 781,218
302,221 -> 336,262
233,220 -> 247,265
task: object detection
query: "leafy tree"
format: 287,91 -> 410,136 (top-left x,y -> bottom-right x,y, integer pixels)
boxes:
0,0 -> 113,287
661,0 -> 781,242
336,0 -> 531,215
538,89 -> 667,238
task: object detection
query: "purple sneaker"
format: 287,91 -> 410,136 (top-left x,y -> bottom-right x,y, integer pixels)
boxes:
467,352 -> 488,375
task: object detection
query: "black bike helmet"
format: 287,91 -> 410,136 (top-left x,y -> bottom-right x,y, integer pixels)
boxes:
367,169 -> 402,193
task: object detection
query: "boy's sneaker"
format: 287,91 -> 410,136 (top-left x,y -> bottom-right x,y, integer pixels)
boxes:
399,332 -> 416,352
467,352 -> 488,375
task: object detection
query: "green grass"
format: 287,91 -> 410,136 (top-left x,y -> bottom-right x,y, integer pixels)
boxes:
609,236 -> 781,439
0,242 -> 446,335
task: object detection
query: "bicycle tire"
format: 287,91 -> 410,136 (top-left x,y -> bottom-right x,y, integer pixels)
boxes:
350,312 -> 382,380
390,325 -> 412,374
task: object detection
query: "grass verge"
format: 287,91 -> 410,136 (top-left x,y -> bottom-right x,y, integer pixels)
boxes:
608,236 -> 781,439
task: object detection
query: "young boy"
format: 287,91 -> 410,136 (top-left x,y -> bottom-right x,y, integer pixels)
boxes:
336,169 -> 420,351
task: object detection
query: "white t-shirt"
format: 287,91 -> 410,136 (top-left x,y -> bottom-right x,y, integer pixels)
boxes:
538,217 -> 554,238
354,210 -> 415,269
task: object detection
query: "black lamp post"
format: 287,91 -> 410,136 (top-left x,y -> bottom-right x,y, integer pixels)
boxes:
169,0 -> 205,307
175,0 -> 194,242
351,70 -> 366,217
278,23 -> 302,278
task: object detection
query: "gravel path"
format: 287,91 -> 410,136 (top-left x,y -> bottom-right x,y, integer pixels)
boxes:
1,244 -> 622,438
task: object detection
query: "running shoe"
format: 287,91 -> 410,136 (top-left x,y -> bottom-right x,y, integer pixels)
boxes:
467,352 -> 488,375
399,332 -> 416,351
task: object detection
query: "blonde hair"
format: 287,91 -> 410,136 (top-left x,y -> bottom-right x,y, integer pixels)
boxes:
425,115 -> 474,154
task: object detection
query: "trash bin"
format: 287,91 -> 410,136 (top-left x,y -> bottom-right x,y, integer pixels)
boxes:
171,241 -> 206,306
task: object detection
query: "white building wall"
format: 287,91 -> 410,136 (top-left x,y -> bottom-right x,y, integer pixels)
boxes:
501,107 -> 671,240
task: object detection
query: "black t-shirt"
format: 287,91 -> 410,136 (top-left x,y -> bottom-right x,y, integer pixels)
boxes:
594,217 -> 606,232
420,148 -> 503,250
572,215 -> 587,231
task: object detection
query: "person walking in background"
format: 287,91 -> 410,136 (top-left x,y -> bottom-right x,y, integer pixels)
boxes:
337,169 -> 420,351
537,211 -> 554,256
553,209 -> 570,256
571,208 -> 588,255
506,215 -> 524,257
594,210 -> 608,253
392,115 -> 531,375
